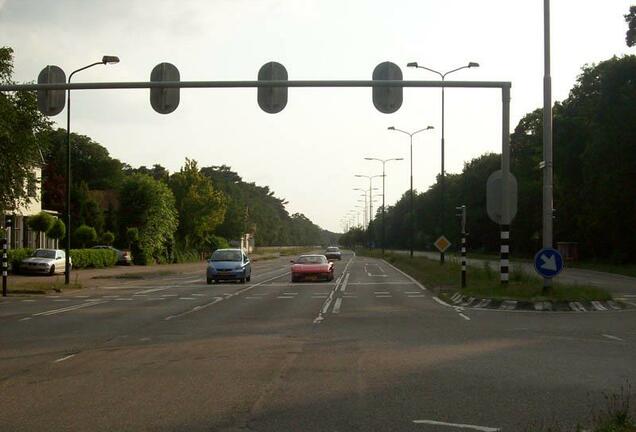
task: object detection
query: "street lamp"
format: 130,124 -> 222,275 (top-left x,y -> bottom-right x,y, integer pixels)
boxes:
65,55 -> 119,284
364,157 -> 403,256
406,60 -> 479,264
387,126 -> 434,258
354,174 -> 383,227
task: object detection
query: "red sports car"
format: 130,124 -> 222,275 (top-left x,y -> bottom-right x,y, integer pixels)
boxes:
291,255 -> 334,282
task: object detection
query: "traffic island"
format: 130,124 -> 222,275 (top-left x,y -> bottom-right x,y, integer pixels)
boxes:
357,249 -> 621,311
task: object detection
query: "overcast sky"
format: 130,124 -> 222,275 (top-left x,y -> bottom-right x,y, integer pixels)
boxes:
1,0 -> 632,232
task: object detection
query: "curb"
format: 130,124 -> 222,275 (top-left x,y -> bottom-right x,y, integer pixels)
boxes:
447,293 -> 627,312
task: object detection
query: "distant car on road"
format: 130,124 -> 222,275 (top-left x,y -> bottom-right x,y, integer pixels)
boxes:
20,249 -> 71,275
207,248 -> 251,284
91,245 -> 132,265
324,246 -> 342,261
291,254 -> 334,282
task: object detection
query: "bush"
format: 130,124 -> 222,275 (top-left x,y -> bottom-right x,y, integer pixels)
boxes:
8,248 -> 33,273
69,249 -> 117,269
205,234 -> 230,252
48,218 -> 66,241
173,248 -> 200,263
101,231 -> 115,245
74,225 -> 97,248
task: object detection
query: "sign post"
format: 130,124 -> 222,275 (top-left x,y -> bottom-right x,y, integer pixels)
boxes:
456,206 -> 467,288
434,236 -> 452,256
1,238 -> 7,297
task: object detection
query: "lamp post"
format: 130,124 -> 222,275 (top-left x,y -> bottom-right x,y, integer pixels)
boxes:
406,61 -> 479,264
387,126 -> 434,258
65,56 -> 119,284
364,157 -> 403,256
354,174 -> 383,227
353,189 -> 368,227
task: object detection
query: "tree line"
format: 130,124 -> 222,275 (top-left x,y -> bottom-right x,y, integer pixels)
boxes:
342,55 -> 636,263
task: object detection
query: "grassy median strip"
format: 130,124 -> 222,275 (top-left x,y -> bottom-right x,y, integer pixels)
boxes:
358,249 -> 612,302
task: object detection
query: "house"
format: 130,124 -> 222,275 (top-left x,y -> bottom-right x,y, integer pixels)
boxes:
2,168 -> 60,250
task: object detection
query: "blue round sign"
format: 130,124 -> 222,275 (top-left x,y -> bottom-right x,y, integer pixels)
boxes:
533,248 -> 564,278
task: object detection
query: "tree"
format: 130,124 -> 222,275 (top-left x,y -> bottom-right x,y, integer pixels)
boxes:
125,227 -> 139,250
626,6 -> 636,47
169,159 -> 226,251
48,219 -> 66,244
27,212 -> 54,247
0,47 -> 51,213
74,225 -> 97,248
101,231 -> 115,245
119,174 -> 178,264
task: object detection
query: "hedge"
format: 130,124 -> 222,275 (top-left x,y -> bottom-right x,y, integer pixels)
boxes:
8,248 -> 33,273
69,249 -> 117,269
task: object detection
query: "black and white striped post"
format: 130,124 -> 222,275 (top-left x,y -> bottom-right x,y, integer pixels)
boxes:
500,225 -> 510,284
456,205 -> 467,287
2,237 -> 7,297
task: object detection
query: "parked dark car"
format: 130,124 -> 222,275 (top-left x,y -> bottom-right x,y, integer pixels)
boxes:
91,245 -> 132,265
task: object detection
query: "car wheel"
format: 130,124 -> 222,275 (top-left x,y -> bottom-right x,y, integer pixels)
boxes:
246,274 -> 251,282
49,265 -> 55,276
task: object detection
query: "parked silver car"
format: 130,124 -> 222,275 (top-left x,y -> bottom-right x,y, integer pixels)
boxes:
20,249 -> 71,275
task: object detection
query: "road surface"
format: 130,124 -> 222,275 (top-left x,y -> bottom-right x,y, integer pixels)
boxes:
1,251 -> 635,431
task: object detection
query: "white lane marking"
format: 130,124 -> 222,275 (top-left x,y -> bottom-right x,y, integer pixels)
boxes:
413,419 -> 499,431
179,297 -> 197,300
19,317 -> 32,321
277,296 -> 295,299
433,296 -> 453,307
148,297 -> 166,301
115,298 -> 133,301
383,260 -> 427,291
53,299 -> 70,302
102,295 -> 120,299
621,294 -> 636,297
53,354 -> 76,363
164,271 -> 291,320
132,294 -> 147,297
21,299 -> 36,303
602,334 -> 624,341
74,295 -> 89,298
282,292 -> 298,295
191,293 -> 206,297
459,313 -> 471,321
340,273 -> 350,292
134,287 -> 172,295
374,291 -> 390,294
347,282 -> 412,285
33,300 -> 109,317
343,294 -> 357,298
408,295 -> 427,298
332,297 -> 343,314
160,294 -> 178,297
245,296 -> 262,299
405,291 -> 421,294
314,256 -> 354,323
376,295 -> 392,298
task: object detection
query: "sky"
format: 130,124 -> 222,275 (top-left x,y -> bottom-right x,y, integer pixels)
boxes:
1,0 -> 633,233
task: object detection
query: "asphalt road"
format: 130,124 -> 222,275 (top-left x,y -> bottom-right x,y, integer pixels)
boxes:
1,251 -> 635,431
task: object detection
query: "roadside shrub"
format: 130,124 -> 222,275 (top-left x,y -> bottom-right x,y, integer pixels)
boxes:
173,248 -> 200,263
205,234 -> 229,253
101,231 -> 115,245
69,249 -> 117,269
8,248 -> 33,273
74,225 -> 97,248
48,218 -> 66,241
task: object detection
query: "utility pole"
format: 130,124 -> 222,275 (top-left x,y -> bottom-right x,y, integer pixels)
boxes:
542,0 -> 554,294
456,205 -> 467,288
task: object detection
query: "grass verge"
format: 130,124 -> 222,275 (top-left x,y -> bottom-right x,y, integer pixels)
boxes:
359,249 -> 612,302
8,278 -> 83,294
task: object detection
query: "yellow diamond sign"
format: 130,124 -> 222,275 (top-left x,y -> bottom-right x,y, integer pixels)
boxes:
434,235 -> 452,253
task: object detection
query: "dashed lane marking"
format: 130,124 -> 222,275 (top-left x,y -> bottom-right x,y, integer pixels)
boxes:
459,313 -> 471,321
602,334 -> 624,341
53,354 -> 76,363
332,298 -> 343,314
179,297 -> 197,300
413,419 -> 499,431
408,295 -> 427,298
32,300 -> 109,317
164,271 -> 290,320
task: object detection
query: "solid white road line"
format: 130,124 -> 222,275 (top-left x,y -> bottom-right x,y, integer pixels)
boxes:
433,296 -> 453,307
164,271 -> 291,320
347,281 -> 412,285
332,297 -> 343,314
602,334 -> 624,341
314,256 -> 354,323
32,300 -> 109,317
459,313 -> 471,321
413,419 -> 499,431
53,354 -> 76,363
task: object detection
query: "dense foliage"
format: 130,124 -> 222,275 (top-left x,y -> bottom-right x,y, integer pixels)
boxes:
0,47 -> 51,213
344,56 -> 636,263
69,249 -> 117,269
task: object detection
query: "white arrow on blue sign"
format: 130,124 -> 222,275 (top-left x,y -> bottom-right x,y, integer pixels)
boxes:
533,248 -> 564,278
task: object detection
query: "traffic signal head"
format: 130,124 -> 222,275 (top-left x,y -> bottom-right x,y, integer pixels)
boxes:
4,215 -> 13,229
